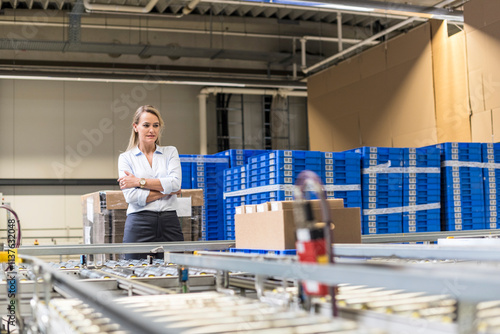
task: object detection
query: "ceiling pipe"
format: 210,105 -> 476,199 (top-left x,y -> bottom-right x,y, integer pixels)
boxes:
182,0 -> 202,15
0,20 -> 378,46
200,0 -> 427,21
303,17 -> 417,75
83,0 -> 159,13
302,0 -> 457,75
200,0 -> 463,22
337,12 -> 343,52
83,0 -> 202,16
198,87 -> 307,153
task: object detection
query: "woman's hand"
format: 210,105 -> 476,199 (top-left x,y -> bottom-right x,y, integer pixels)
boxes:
118,171 -> 139,189
170,189 -> 182,196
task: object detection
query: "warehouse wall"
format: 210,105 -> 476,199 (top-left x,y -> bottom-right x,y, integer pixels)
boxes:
430,21 -> 470,143
465,0 -> 500,142
0,79 -> 308,245
0,79 -> 203,245
308,0 -> 500,151
308,23 -> 438,151
0,79 -> 202,180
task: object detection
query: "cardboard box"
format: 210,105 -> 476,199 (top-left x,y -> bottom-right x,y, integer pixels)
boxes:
256,202 -> 271,212
81,189 -> 204,214
81,189 -> 204,254
235,200 -> 361,250
244,205 -> 257,214
178,189 -> 204,207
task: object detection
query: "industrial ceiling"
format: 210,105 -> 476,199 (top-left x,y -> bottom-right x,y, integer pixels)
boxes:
0,0 -> 466,88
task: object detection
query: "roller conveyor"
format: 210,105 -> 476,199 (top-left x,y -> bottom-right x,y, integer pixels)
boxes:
2,242 -> 500,334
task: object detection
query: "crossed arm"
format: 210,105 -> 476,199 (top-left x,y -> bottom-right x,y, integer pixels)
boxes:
118,171 -> 181,203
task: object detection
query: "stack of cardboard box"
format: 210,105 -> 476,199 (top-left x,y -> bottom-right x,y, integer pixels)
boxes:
235,199 -> 361,250
81,189 -> 204,262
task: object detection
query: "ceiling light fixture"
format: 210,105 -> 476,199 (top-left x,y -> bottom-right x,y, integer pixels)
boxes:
0,74 -> 307,90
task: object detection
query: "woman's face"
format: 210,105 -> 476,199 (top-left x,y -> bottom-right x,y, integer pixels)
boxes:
134,112 -> 160,146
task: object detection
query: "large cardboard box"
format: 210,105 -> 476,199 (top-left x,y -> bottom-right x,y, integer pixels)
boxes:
81,189 -> 204,258
235,199 -> 361,250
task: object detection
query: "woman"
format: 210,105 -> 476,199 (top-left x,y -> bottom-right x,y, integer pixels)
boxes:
118,105 -> 183,259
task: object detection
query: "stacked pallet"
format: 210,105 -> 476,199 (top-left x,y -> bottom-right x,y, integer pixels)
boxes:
436,142 -> 485,231
245,150 -> 322,204
214,149 -> 267,167
223,165 -> 247,240
179,154 -> 194,189
355,147 -> 404,235
191,156 -> 229,240
322,152 -> 362,208
482,143 -> 499,230
402,147 -> 441,233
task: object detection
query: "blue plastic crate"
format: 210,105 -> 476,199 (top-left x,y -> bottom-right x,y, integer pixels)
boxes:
402,208 -> 440,219
403,147 -> 441,168
403,223 -> 441,233
229,248 -> 296,255
403,173 -> 441,183
362,212 -> 402,225
362,224 -> 403,235
482,143 -> 500,163
442,221 -> 486,231
435,142 -> 482,162
348,147 -> 404,168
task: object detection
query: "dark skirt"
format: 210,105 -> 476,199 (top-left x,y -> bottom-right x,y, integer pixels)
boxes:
123,210 -> 184,260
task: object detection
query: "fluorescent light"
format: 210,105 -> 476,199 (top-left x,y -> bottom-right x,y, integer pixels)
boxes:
0,74 -> 307,90
317,4 -> 373,12
0,75 -> 247,87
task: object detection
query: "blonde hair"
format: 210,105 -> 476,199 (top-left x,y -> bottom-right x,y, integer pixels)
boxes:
126,105 -> 164,151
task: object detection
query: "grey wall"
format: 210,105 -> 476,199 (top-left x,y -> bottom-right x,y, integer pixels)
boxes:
0,79 -> 202,180
0,79 -> 308,245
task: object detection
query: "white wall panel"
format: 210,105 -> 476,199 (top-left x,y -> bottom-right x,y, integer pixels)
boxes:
63,82 -> 114,178
14,80 -> 65,178
0,80 -> 14,178
160,85 -> 201,155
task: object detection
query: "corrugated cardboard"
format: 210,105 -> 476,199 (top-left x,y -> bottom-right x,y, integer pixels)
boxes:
244,205 -> 257,214
479,23 -> 500,111
465,0 -> 500,125
465,29 -> 486,114
492,108 -> 500,141
464,0 -> 484,33
82,189 -> 204,213
386,58 -> 436,140
359,45 -> 386,79
308,18 -> 481,151
471,110 -> 494,142
387,22 -> 430,69
307,98 -> 335,152
256,202 -> 271,212
331,112 -> 362,151
431,20 -> 470,143
179,189 -> 204,207
235,206 -> 361,250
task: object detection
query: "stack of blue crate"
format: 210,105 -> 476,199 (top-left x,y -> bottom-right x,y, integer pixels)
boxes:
437,142 -> 485,231
179,154 -> 194,189
482,143 -> 500,230
355,147 -> 404,235
321,152 -> 362,208
214,149 -> 268,167
191,155 -> 229,240
246,150 -> 323,204
223,165 -> 247,240
402,147 -> 441,233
